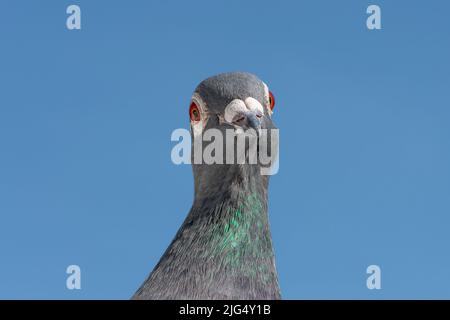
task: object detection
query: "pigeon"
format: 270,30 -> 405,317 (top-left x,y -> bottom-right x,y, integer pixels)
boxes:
133,72 -> 281,300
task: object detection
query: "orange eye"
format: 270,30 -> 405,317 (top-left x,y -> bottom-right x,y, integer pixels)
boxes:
189,102 -> 201,122
269,91 -> 275,111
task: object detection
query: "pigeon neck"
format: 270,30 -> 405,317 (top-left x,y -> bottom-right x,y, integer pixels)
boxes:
188,164 -> 279,297
136,163 -> 281,299
193,164 -> 268,205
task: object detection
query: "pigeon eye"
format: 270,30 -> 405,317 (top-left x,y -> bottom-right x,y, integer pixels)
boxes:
269,91 -> 275,111
189,102 -> 201,122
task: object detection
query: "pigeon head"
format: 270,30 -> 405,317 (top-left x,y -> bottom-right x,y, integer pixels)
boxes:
189,72 -> 276,136
188,72 -> 278,198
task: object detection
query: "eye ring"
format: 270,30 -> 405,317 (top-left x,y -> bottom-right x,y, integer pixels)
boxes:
268,91 -> 275,111
189,102 -> 201,122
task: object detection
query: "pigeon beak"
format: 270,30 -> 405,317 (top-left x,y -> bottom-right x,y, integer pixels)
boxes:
232,111 -> 262,135
246,112 -> 261,132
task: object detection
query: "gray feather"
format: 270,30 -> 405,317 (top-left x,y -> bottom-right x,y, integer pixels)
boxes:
133,72 -> 281,300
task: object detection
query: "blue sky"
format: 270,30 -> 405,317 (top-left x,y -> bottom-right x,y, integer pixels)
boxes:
0,0 -> 449,299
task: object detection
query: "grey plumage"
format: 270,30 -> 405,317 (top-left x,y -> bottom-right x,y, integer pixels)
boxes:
133,72 -> 280,299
